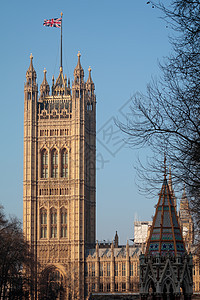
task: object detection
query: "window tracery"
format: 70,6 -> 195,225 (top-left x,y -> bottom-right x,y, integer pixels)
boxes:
51,149 -> 58,178
50,208 -> 57,238
40,209 -> 47,238
41,149 -> 48,178
61,149 -> 68,178
61,209 -> 67,238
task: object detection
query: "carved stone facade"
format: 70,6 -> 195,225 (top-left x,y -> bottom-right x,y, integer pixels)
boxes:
85,241 -> 140,296
23,52 -> 198,300
23,52 -> 96,299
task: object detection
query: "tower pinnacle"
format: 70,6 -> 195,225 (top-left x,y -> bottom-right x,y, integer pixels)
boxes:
75,51 -> 83,70
87,66 -> 93,84
26,53 -> 36,84
73,51 -> 84,83
40,68 -> 50,99
28,53 -> 34,72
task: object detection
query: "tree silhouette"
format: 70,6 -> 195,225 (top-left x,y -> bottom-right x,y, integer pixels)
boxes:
0,205 -> 36,299
118,0 -> 200,233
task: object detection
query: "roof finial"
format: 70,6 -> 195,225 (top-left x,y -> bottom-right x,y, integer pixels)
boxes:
87,66 -> 94,84
42,68 -> 48,85
27,53 -> 35,74
169,165 -> 172,189
164,154 -> 167,179
77,51 -> 81,66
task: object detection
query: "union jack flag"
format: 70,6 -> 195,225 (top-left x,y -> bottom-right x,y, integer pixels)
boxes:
43,18 -> 62,28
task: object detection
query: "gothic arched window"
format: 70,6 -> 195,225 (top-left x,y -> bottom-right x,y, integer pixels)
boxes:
61,209 -> 67,238
40,209 -> 47,238
50,208 -> 57,238
51,149 -> 58,178
61,149 -> 68,178
41,149 -> 48,178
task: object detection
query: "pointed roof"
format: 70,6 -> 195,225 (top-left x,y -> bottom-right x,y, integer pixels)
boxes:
146,176 -> 185,256
27,53 -> 35,72
86,66 -> 93,84
73,51 -> 84,81
55,67 -> 65,87
26,53 -> 36,79
40,69 -> 49,88
74,51 -> 83,72
52,67 -> 69,96
40,68 -> 50,98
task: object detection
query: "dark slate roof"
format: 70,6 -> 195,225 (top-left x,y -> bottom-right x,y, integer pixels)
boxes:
146,177 -> 185,256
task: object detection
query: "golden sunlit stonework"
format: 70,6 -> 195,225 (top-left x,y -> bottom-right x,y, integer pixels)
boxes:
23,52 -> 96,299
23,53 -> 198,300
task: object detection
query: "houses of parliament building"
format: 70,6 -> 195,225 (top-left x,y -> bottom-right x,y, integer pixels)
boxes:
23,52 -> 199,299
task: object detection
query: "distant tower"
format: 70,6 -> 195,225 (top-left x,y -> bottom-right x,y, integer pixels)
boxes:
23,52 -> 96,299
179,186 -> 194,251
140,172 -> 193,300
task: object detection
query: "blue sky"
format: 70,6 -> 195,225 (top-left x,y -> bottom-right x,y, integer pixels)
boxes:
0,0 -> 173,244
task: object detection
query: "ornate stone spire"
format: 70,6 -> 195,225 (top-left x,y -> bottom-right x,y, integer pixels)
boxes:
86,66 -> 95,93
40,68 -> 50,99
114,231 -> 119,248
28,53 -> 35,72
86,66 -> 93,84
75,51 -> 83,70
73,51 -> 84,83
146,174 -> 185,256
52,67 -> 70,96
26,53 -> 36,84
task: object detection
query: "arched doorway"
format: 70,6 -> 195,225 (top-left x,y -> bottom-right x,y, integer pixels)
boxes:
39,267 -> 65,300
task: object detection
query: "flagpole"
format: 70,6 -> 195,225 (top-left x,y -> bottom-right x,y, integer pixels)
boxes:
60,12 -> 63,69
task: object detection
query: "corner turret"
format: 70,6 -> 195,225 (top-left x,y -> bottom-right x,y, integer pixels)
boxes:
26,53 -> 37,85
73,51 -> 84,84
39,68 -> 50,100
24,54 -> 38,102
86,66 -> 95,95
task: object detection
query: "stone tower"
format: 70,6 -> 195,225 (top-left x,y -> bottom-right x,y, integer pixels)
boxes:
23,52 -> 96,299
179,186 -> 194,252
140,172 -> 193,300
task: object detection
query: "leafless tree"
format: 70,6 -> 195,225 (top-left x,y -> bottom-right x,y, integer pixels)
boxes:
118,0 -> 200,232
0,205 -> 36,299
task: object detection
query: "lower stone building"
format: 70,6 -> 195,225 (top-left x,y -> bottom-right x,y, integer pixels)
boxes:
85,240 -> 140,296
86,182 -> 198,299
